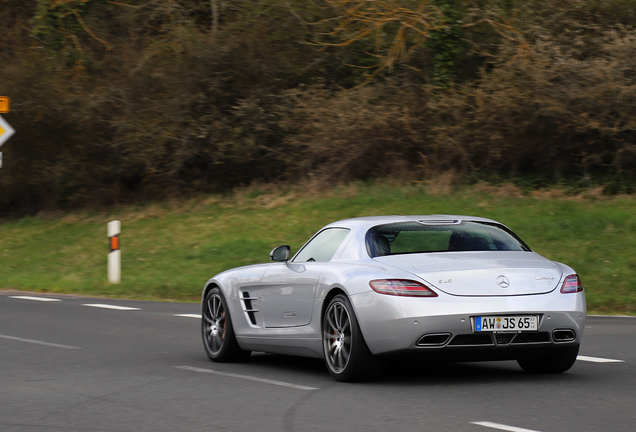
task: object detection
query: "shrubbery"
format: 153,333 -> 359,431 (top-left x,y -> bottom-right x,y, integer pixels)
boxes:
1,0 -> 635,216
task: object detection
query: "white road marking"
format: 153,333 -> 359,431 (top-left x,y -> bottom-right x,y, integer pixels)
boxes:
175,366 -> 319,391
0,334 -> 81,349
577,355 -> 624,363
174,314 -> 201,319
9,296 -> 61,302
471,421 -> 542,432
82,304 -> 141,311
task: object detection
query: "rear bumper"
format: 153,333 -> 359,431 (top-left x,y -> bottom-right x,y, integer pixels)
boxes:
350,290 -> 586,356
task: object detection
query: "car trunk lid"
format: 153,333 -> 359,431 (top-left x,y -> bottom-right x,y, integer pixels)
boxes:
373,251 -> 562,296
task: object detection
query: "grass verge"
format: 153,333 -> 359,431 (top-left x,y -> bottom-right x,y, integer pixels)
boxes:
1,182 -> 634,314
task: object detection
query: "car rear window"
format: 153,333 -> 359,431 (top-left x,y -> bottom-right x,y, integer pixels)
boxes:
365,221 -> 531,257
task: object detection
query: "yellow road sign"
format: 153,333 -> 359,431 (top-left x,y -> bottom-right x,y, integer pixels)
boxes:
0,97 -> 9,113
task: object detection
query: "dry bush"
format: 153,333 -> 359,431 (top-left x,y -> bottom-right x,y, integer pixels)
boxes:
2,0 -> 636,217
280,1 -> 636,186
424,25 -> 636,181
1,0 -> 315,215
282,84 -> 426,182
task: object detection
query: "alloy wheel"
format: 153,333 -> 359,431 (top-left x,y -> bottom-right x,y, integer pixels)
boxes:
203,293 -> 226,355
323,301 -> 352,374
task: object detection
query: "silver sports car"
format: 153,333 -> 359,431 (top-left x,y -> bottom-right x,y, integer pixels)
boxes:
201,215 -> 586,381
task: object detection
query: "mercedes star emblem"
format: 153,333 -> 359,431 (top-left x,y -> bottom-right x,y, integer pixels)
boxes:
496,275 -> 510,288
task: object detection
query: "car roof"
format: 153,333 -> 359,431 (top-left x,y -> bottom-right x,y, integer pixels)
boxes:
324,215 -> 500,231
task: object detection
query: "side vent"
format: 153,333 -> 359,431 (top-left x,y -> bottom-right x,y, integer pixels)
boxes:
240,291 -> 259,326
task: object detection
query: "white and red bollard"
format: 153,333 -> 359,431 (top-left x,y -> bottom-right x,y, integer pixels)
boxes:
108,220 -> 121,283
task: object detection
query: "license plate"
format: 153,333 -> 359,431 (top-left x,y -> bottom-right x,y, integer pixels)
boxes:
475,315 -> 538,332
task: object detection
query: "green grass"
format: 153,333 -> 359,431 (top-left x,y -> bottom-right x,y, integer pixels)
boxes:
1,182 -> 635,314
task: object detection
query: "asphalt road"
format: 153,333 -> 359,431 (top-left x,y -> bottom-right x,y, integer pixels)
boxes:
1,290 -> 634,432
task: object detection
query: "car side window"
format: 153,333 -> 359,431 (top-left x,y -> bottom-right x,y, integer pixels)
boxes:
293,228 -> 350,263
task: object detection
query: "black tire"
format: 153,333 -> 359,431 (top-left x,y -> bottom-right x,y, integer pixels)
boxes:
202,287 -> 251,362
322,294 -> 383,382
517,344 -> 580,374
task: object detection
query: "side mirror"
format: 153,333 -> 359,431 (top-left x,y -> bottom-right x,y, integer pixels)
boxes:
269,245 -> 291,262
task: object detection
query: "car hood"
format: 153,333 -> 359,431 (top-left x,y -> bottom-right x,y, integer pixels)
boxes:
372,251 -> 563,296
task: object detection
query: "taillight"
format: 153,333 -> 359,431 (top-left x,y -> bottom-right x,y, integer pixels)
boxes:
369,279 -> 438,297
560,275 -> 583,293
